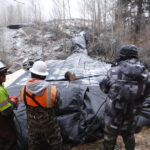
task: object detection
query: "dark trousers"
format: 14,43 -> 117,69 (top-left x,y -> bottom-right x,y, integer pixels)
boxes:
104,126 -> 135,150
0,113 -> 17,150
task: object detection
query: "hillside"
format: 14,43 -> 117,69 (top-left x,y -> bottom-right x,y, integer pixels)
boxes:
1,22 -> 150,150
0,23 -> 72,71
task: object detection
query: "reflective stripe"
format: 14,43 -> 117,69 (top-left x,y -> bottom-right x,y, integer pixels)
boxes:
20,85 -> 56,108
0,99 -> 9,107
50,85 -> 56,107
47,86 -> 51,108
0,99 -> 11,111
20,86 -> 25,103
0,86 -> 11,111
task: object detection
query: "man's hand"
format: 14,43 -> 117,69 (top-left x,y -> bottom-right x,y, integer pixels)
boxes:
100,78 -> 110,93
9,96 -> 19,104
9,96 -> 19,109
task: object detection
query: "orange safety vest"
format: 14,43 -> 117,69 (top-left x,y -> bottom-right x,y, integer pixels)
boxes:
20,85 -> 56,108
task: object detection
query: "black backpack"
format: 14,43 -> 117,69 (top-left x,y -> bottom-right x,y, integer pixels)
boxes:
116,59 -> 148,101
108,59 -> 148,127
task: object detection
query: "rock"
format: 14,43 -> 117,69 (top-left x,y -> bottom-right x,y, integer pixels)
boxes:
53,45 -> 63,52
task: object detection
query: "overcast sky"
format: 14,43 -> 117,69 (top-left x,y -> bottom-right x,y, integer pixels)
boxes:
3,0 -> 81,20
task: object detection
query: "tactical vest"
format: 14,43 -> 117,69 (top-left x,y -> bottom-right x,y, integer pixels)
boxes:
0,86 -> 11,112
108,59 -> 148,102
20,85 -> 57,108
106,59 -> 148,128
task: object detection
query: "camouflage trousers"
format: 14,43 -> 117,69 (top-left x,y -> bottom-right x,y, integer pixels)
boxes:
27,107 -> 63,150
103,126 -> 135,150
28,130 -> 63,150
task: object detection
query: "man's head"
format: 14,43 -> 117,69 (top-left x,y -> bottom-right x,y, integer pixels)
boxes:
29,61 -> 49,80
22,58 -> 34,70
119,45 -> 138,60
0,62 -> 7,84
65,71 -> 76,81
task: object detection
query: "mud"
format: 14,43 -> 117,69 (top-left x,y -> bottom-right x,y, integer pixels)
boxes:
70,128 -> 150,150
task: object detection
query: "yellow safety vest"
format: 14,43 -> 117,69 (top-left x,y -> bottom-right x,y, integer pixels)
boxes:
0,86 -> 11,111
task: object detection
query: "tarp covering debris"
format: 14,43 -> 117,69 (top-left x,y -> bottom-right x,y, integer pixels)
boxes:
7,31 -> 150,150
56,85 -> 106,143
11,84 -> 150,150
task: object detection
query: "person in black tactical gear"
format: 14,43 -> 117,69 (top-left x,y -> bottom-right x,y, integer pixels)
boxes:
100,45 -> 150,150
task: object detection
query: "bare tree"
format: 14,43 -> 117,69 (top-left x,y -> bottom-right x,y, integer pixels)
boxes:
67,0 -> 71,25
51,0 -> 73,26
16,4 -> 23,23
14,0 -> 24,5
29,0 -> 42,23
51,0 -> 65,26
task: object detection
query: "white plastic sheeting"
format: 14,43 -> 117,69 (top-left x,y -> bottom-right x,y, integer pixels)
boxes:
4,69 -> 25,87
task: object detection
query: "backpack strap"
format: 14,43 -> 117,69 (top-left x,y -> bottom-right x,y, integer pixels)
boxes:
50,85 -> 56,108
118,69 -> 123,80
23,86 -> 27,106
23,86 -> 43,107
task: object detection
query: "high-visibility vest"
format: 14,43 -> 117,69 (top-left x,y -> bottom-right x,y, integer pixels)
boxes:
20,85 -> 57,108
0,86 -> 11,112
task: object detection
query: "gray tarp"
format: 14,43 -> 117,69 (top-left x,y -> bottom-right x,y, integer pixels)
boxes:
12,84 -> 150,150
13,85 -> 106,149
8,31 -> 150,150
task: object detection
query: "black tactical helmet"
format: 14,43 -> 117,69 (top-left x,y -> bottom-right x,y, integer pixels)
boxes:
119,45 -> 138,58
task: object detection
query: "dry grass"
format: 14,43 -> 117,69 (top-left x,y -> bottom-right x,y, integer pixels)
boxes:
69,128 -> 150,150
134,128 -> 150,150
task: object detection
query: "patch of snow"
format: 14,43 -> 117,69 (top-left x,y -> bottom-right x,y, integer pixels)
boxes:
0,24 -> 72,71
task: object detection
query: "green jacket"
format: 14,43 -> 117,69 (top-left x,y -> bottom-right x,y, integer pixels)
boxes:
0,85 -> 11,111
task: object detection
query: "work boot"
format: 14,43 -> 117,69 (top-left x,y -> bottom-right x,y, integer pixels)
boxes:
123,133 -> 135,150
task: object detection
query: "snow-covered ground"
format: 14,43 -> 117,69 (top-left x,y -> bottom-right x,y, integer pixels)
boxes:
5,30 -> 111,88
0,24 -> 72,72
3,24 -> 149,150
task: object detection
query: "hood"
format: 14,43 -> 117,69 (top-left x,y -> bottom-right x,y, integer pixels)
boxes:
26,79 -> 49,96
119,59 -> 147,80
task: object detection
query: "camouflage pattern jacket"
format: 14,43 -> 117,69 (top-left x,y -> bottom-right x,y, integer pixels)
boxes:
100,58 -> 150,130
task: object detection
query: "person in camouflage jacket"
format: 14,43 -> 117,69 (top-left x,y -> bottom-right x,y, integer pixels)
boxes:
100,45 -> 150,150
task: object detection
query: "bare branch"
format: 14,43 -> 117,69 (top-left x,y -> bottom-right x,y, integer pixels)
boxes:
14,0 -> 24,5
